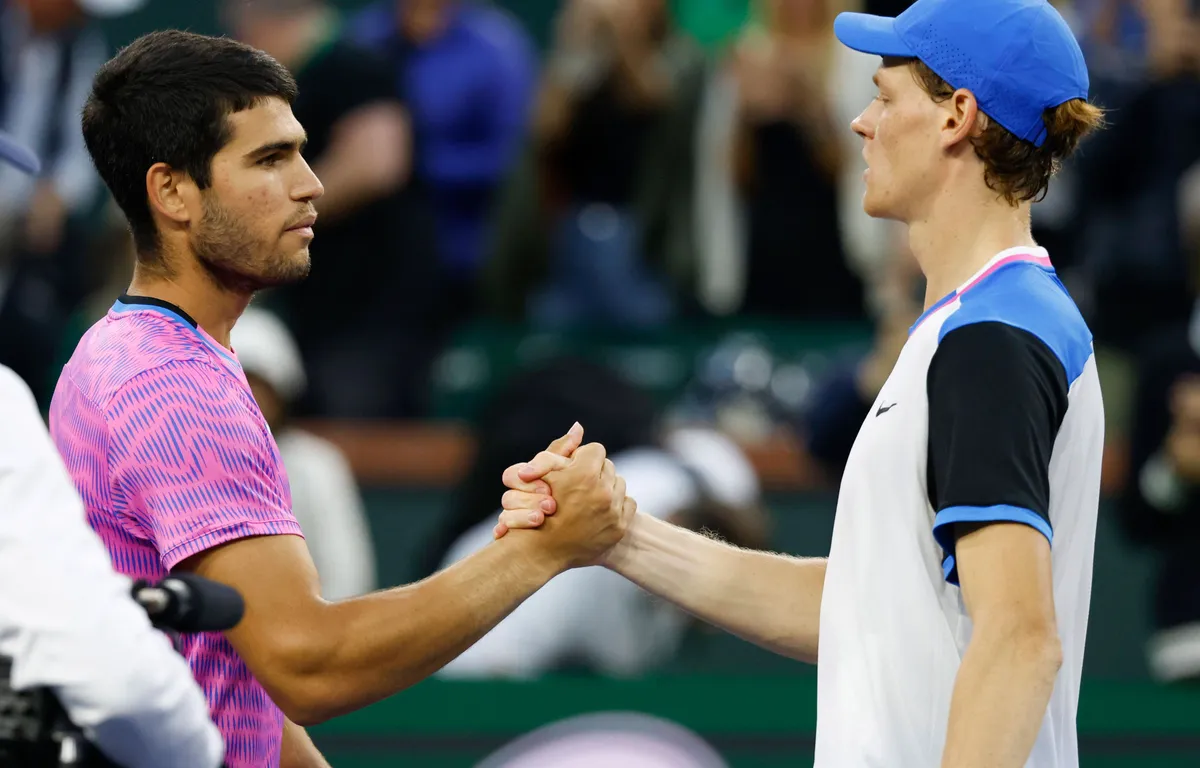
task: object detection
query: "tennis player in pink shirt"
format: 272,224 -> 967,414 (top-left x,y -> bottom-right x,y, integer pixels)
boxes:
50,29 -> 633,768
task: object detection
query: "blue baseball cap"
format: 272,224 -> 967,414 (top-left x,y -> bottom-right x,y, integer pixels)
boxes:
834,0 -> 1089,147
0,131 -> 40,175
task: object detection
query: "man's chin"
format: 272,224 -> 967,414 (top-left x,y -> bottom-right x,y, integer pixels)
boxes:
861,192 -> 899,222
201,252 -> 311,293
263,256 -> 311,288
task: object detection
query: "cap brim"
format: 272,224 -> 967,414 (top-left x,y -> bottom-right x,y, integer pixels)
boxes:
0,132 -> 40,175
833,12 -> 915,57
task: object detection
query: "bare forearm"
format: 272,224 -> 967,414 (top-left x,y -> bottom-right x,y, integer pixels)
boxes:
941,628 -> 1063,768
280,719 -> 329,768
287,535 -> 560,723
310,156 -> 396,225
309,106 -> 410,225
606,514 -> 824,662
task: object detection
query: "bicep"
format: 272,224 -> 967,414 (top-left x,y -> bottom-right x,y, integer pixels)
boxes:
176,534 -> 328,695
927,322 -> 1068,584
108,362 -> 302,569
954,522 -> 1056,633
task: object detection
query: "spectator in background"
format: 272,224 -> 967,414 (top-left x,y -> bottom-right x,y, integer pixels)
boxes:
485,0 -> 706,329
231,306 -> 378,602
693,0 -> 865,321
0,0 -> 142,405
228,0 -> 442,419
1070,0 -> 1200,350
349,0 -> 537,330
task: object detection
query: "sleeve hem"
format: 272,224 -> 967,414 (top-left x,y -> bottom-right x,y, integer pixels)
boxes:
161,519 -> 305,570
933,505 -> 1052,586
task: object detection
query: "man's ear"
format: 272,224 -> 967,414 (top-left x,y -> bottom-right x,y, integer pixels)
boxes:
941,88 -> 983,149
145,162 -> 197,226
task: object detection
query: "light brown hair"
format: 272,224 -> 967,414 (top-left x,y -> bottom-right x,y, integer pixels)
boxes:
910,60 -> 1105,205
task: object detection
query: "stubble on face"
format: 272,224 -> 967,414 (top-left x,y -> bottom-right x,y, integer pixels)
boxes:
192,194 -> 311,293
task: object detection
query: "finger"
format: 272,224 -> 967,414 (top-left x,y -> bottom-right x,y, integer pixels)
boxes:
493,522 -> 509,539
564,442 -> 606,478
516,451 -> 574,484
601,458 -> 616,484
503,462 -> 553,492
621,496 -> 637,523
501,489 -> 557,516
546,422 -> 585,458
497,506 -> 546,530
611,473 -> 627,511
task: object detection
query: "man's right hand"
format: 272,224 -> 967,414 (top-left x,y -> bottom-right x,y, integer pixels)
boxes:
525,441 -> 634,569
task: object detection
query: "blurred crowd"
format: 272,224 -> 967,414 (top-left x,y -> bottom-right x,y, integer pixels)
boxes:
1,0 -> 1199,682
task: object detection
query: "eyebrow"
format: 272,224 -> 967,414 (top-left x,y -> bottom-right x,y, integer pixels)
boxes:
245,135 -> 308,160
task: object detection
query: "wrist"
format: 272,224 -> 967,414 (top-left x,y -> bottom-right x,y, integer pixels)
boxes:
503,529 -> 572,580
602,511 -> 648,573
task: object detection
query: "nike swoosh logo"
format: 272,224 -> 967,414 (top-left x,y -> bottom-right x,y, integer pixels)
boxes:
876,402 -> 898,417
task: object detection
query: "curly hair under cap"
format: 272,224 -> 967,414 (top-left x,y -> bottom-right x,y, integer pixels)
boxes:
909,59 -> 1105,205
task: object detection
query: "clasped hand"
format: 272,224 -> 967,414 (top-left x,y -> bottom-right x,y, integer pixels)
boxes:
492,423 -> 637,567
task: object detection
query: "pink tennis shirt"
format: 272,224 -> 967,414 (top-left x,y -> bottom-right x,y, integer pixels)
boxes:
49,295 -> 305,768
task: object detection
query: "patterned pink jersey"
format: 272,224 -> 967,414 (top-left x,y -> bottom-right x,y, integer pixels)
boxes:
49,296 -> 305,768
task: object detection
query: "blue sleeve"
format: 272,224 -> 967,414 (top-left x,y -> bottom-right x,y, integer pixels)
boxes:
927,322 -> 1069,585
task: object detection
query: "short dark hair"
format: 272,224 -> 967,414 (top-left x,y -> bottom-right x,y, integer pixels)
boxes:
82,30 -> 298,261
910,60 -> 1105,205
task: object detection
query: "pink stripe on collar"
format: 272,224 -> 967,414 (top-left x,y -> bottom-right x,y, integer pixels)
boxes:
909,251 -> 1052,336
957,252 -> 1052,295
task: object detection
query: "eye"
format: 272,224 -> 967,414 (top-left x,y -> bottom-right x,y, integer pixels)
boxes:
258,153 -> 282,167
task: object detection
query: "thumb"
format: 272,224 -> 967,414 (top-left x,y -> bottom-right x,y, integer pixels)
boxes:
546,421 -> 585,458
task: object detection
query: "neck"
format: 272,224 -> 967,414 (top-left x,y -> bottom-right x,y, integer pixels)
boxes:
126,258 -> 251,349
907,184 -> 1036,307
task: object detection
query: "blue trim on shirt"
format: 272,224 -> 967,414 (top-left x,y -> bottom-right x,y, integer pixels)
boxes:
942,555 -> 956,582
111,300 -> 239,368
935,505 -> 1051,586
934,504 -> 1053,551
909,289 -> 958,336
937,262 -> 1093,386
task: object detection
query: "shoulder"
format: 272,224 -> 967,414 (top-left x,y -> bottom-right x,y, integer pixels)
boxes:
64,312 -> 216,409
938,262 -> 1093,385
345,2 -> 396,49
460,5 -> 536,60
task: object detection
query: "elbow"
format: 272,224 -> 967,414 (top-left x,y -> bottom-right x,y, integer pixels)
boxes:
256,633 -> 351,727
978,617 -> 1063,676
272,675 -> 346,727
1013,619 -> 1063,673
1035,631 -> 1064,676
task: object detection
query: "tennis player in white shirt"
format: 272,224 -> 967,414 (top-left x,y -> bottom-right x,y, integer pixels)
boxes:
0,130 -> 223,768
494,0 -> 1107,765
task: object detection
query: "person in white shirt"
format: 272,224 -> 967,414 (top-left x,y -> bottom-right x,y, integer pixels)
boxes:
230,306 -> 377,601
497,1 -> 1107,766
0,128 -> 222,768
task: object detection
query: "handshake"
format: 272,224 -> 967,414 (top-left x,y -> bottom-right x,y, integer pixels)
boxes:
490,422 -> 640,570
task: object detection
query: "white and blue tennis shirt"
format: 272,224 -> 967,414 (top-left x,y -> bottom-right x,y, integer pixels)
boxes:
815,247 -> 1103,768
